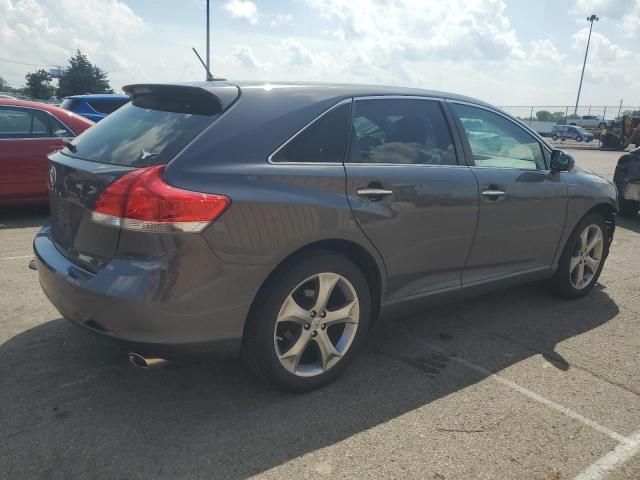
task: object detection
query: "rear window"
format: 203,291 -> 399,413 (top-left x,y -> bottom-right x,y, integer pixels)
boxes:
66,96 -> 219,166
60,98 -> 80,111
87,98 -> 130,114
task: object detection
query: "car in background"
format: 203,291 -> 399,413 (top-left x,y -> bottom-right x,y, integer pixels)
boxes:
35,81 -> 617,392
60,94 -> 130,122
551,125 -> 594,142
568,115 -> 608,129
0,98 -> 93,205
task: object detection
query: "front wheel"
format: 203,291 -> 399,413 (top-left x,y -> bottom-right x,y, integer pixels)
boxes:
242,252 -> 371,391
552,135 -> 558,141
550,213 -> 610,298
576,136 -> 583,142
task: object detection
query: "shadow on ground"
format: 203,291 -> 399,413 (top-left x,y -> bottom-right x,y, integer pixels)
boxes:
0,282 -> 619,479
0,205 -> 49,229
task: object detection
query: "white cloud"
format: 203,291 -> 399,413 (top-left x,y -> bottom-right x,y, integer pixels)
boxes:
307,0 -> 524,62
223,0 -> 258,25
569,0 -> 640,36
0,0 -> 146,90
572,29 -> 630,64
270,13 -> 293,27
530,39 -> 564,64
227,44 -> 270,70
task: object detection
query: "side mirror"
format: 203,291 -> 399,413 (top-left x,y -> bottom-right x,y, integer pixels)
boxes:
550,149 -> 575,172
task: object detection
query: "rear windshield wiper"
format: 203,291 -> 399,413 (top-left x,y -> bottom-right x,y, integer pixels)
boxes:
63,138 -> 77,153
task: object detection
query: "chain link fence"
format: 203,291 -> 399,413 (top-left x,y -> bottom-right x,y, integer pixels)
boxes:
497,105 -> 640,149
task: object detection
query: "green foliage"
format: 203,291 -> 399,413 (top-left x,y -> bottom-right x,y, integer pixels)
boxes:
0,75 -> 10,91
622,110 -> 640,117
535,111 -> 566,123
57,50 -> 113,97
25,69 -> 54,99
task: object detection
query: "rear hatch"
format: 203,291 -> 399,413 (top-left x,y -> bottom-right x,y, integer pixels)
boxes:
47,83 -> 239,272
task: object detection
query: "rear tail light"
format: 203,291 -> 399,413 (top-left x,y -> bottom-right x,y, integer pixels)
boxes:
91,165 -> 230,233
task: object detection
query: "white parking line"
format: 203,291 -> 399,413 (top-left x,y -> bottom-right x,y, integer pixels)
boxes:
573,430 -> 640,480
0,255 -> 32,261
416,339 -> 628,443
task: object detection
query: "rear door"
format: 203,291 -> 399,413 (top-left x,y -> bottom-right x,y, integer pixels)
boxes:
449,102 -> 567,284
345,97 -> 479,300
0,106 -> 63,201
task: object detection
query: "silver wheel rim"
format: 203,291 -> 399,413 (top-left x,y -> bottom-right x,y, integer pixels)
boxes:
274,272 -> 360,377
570,224 -> 604,290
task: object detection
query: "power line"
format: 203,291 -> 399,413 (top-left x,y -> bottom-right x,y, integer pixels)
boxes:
0,57 -> 59,68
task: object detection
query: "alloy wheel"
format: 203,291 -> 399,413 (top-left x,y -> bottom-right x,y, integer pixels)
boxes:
273,272 -> 360,377
570,224 -> 604,289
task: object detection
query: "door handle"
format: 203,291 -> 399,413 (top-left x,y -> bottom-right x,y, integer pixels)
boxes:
481,189 -> 506,198
356,188 -> 393,197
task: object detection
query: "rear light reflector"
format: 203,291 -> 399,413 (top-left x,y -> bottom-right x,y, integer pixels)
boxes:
91,165 -> 230,233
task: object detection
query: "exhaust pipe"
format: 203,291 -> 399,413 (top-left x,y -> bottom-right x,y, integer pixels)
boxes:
128,352 -> 169,369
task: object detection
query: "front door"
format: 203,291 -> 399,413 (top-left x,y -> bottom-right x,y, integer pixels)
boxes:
345,97 -> 479,301
449,102 -> 567,284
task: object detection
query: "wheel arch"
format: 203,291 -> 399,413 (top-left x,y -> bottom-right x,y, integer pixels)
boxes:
241,238 -> 386,345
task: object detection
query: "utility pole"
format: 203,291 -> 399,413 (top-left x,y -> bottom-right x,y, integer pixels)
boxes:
574,14 -> 598,115
206,0 -> 211,80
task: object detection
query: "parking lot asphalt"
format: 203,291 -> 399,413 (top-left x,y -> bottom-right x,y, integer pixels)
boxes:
1,149 -> 639,480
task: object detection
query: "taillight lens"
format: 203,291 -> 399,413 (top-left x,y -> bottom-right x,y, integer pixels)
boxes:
91,165 -> 230,233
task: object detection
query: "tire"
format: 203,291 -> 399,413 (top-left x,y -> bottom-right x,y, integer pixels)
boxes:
242,252 -> 372,392
576,136 -> 583,142
550,213 -> 610,299
598,122 -> 607,129
552,135 -> 558,141
619,199 -> 640,218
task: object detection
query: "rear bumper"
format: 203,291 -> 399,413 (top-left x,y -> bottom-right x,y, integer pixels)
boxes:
34,223 -> 266,359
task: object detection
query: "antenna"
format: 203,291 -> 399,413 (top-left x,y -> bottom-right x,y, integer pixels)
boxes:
192,47 -> 214,81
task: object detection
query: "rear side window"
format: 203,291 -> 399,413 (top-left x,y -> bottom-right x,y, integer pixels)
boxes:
272,103 -> 350,163
67,96 -> 220,166
87,98 -> 130,114
60,98 -> 80,111
348,99 -> 457,165
0,107 -> 50,139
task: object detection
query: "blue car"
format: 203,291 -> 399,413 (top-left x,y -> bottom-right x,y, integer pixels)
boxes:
60,94 -> 130,122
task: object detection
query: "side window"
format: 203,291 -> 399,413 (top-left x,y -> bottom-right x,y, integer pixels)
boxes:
0,107 -> 51,139
453,104 -> 546,170
49,115 -> 75,138
87,99 -> 129,115
271,103 -> 350,163
348,99 -> 457,165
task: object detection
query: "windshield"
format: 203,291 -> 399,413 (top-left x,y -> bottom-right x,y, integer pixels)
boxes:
65,100 -> 218,167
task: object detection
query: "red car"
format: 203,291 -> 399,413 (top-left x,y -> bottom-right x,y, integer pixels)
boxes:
0,99 -> 93,205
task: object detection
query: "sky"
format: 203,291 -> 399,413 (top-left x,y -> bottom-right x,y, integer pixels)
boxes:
0,0 -> 638,108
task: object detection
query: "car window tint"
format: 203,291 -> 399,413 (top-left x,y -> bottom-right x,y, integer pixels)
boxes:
50,115 -> 75,137
69,100 -> 219,166
0,107 -> 50,139
453,104 -> 545,170
272,103 -> 350,163
348,99 -> 457,165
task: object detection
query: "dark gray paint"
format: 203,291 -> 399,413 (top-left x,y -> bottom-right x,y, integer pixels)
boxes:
35,81 -> 618,358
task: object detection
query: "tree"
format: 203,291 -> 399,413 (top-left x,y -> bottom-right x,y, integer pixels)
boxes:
25,69 -> 54,99
0,75 -> 10,92
57,50 -> 113,97
535,110 -> 553,122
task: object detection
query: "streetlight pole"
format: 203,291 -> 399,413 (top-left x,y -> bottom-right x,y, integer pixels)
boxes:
574,14 -> 598,115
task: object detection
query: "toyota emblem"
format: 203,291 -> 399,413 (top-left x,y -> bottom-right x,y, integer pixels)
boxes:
48,165 -> 57,189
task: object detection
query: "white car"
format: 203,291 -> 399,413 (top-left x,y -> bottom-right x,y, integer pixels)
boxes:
568,115 -> 608,129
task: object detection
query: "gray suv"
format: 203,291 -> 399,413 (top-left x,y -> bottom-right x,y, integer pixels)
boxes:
35,82 -> 617,391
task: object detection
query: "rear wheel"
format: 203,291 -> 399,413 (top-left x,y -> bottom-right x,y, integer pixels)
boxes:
598,122 -> 607,129
619,199 -> 640,217
552,135 -> 558,141
550,213 -> 609,298
242,252 -> 371,392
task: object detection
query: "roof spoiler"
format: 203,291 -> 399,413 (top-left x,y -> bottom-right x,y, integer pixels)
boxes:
123,83 -> 228,116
